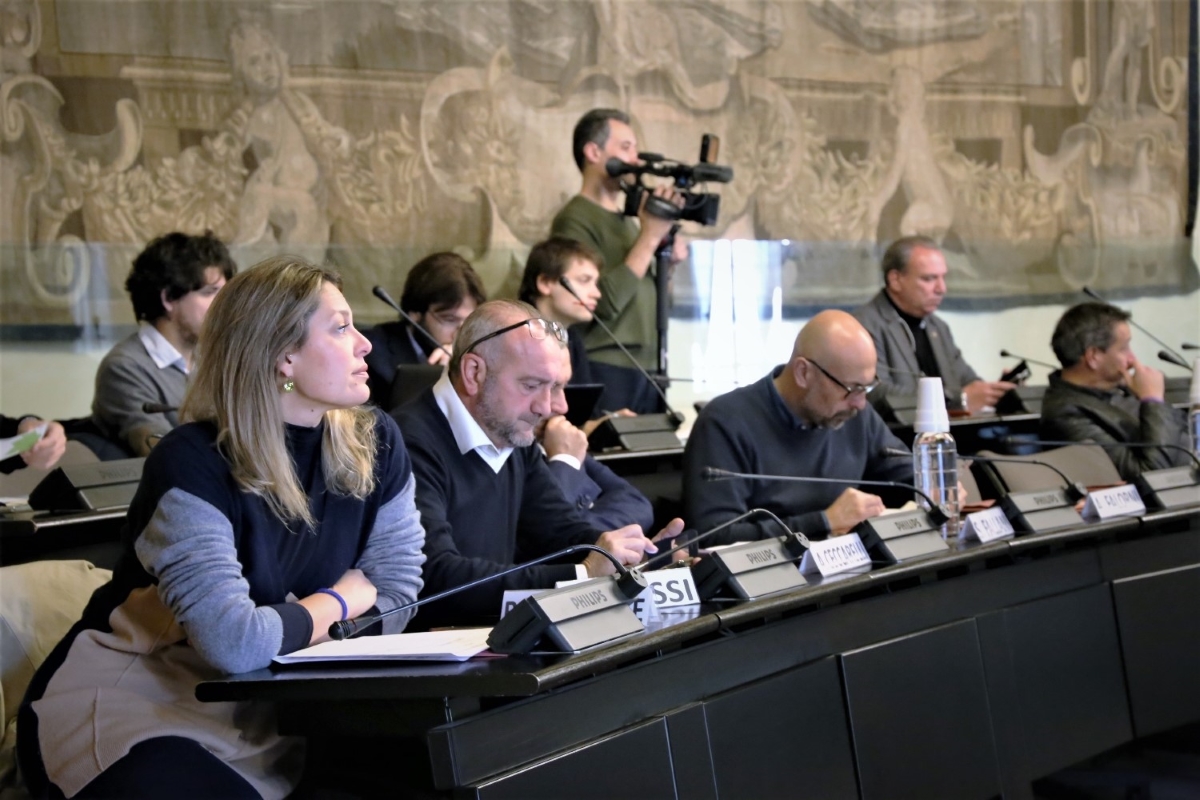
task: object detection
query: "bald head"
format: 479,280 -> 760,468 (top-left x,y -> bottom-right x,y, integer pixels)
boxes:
794,310 -> 877,370
777,310 -> 878,429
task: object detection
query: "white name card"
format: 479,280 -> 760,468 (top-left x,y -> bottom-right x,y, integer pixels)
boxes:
960,506 -> 1015,543
1082,484 -> 1146,521
499,589 -> 541,619
645,568 -> 700,609
624,568 -> 700,623
799,534 -> 871,577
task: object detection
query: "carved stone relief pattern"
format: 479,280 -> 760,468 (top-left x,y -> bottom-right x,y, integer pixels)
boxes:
0,0 -> 1192,327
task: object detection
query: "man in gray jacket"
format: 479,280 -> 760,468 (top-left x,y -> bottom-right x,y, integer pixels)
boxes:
92,231 -> 236,455
1040,302 -> 1190,481
853,236 -> 1013,414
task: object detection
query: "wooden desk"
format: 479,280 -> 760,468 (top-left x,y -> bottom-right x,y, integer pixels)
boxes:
200,509 -> 1200,799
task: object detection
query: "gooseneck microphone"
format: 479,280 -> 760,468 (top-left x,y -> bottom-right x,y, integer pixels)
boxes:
701,467 -> 952,526
371,286 -> 452,359
328,543 -> 645,640
559,276 -> 684,427
881,446 -> 1087,502
1183,343 -> 1199,351
636,508 -> 810,572
1082,287 -> 1190,369
1009,437 -> 1200,470
999,350 -> 1058,371
142,403 -> 177,414
1158,350 -> 1194,372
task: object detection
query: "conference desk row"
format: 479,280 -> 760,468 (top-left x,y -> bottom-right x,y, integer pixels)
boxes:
200,506 -> 1200,800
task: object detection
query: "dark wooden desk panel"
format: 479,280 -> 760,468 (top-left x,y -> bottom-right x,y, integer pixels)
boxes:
977,583 -> 1132,796
842,620 -> 1001,800
468,716 -> 679,800
1112,564 -> 1200,738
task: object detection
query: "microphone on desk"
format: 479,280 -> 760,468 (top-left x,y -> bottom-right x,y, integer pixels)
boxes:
142,402 -> 176,414
999,350 -> 1058,372
1158,350 -> 1194,372
636,508 -> 810,572
1082,287 -> 1190,369
328,543 -> 646,641
1006,437 -> 1200,471
881,446 -> 1088,503
371,286 -> 453,359
559,276 -> 685,429
701,466 -> 952,526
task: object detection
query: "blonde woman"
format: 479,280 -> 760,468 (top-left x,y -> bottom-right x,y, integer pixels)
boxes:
19,257 -> 425,799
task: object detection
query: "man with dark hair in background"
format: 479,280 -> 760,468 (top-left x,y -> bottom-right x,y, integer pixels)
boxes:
1041,301 -> 1190,481
853,235 -> 1014,414
364,252 -> 486,407
550,109 -> 683,414
92,231 -> 236,456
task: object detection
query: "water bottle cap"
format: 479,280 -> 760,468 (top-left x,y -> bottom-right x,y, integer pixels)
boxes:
914,377 -> 950,433
1190,358 -> 1200,404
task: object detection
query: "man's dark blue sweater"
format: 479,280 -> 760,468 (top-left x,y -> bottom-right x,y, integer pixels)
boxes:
683,367 -> 914,543
394,389 -> 604,629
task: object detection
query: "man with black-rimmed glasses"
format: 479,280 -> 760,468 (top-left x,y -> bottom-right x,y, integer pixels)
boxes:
683,310 -> 914,545
394,300 -> 684,629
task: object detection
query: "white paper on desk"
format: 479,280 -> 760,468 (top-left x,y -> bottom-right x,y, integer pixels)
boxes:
273,627 -> 492,664
0,424 -> 46,462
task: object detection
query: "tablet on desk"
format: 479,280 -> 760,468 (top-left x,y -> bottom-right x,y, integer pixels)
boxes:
563,384 -> 604,428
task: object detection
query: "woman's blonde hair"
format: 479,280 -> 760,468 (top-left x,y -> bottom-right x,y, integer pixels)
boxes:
181,255 -> 377,528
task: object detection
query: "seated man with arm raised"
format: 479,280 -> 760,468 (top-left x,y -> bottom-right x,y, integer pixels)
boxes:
1040,301 -> 1191,481
853,236 -> 1013,415
393,300 -> 682,629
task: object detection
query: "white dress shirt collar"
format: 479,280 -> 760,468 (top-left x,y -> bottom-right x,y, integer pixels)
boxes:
431,373 -> 514,473
137,322 -> 188,374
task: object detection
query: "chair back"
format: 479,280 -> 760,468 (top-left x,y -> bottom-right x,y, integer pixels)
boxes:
972,445 -> 1121,496
388,364 -> 444,411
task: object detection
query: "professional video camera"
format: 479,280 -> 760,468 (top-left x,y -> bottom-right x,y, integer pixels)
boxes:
605,134 -> 733,227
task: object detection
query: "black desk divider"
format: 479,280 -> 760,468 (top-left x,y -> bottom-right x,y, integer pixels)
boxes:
1135,466 -> 1200,511
692,536 -> 806,600
1000,487 -> 1085,532
28,457 -> 144,512
855,509 -> 950,564
588,414 -> 681,452
486,576 -> 644,654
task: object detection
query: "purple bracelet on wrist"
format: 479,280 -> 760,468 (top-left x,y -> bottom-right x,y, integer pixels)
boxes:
315,588 -> 348,621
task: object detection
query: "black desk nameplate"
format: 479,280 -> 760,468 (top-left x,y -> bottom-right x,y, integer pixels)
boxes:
857,510 -> 951,564
589,415 -> 681,452
1001,488 -> 1085,533
28,457 -> 145,512
693,537 -> 805,601
1136,467 -> 1200,511
487,577 -> 643,654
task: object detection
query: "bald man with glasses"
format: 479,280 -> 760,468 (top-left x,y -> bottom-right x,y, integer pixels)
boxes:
394,300 -> 683,629
683,310 -> 914,544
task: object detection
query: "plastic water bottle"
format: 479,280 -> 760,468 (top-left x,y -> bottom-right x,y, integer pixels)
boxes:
912,377 -> 961,539
1189,359 -> 1200,458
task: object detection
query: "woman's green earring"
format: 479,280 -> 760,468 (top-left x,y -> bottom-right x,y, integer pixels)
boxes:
283,379 -> 295,393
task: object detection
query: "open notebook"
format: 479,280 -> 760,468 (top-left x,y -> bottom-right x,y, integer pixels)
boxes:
273,627 -> 492,664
